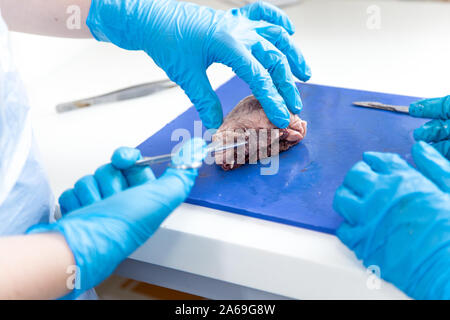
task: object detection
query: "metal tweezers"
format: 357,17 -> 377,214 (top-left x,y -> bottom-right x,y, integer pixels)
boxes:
135,140 -> 247,169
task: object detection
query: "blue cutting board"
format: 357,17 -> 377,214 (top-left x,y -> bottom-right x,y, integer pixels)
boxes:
137,76 -> 427,234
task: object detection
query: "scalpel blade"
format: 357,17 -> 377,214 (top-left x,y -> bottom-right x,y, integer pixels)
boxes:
352,101 -> 410,114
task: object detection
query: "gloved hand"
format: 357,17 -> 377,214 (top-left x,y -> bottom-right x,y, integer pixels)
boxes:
87,0 -> 310,129
27,138 -> 207,299
411,95 -> 450,159
333,141 -> 450,300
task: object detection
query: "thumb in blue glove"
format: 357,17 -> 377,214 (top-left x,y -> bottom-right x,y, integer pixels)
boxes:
27,138 -> 207,299
333,142 -> 450,299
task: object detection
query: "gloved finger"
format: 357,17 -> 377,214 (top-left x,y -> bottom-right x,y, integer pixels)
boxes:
343,161 -> 378,197
140,138 -> 208,210
409,95 -> 450,120
333,186 -> 364,226
433,140 -> 450,161
217,43 -> 290,128
171,137 -> 208,169
336,222 -> 361,251
58,189 -> 81,216
255,24 -> 311,82
73,175 -> 102,206
134,167 -> 200,223
178,71 -> 223,129
362,151 -> 410,174
413,119 -> 450,143
94,164 -> 128,198
251,40 -> 302,114
122,166 -> 156,187
411,141 -> 450,193
111,147 -> 141,169
111,147 -> 156,187
238,1 -> 295,35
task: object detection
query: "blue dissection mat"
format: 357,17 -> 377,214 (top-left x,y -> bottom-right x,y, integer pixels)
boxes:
137,76 -> 427,234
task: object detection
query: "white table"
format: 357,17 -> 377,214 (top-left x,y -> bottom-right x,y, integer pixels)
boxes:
10,0 -> 449,299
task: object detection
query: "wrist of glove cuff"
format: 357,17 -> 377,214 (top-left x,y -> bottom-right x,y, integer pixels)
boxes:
87,0 -> 161,50
25,167 -> 197,300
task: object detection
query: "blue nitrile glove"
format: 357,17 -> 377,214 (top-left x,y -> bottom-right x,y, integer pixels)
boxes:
27,138 -> 207,299
333,141 -> 450,300
411,95 -> 450,159
87,0 -> 311,129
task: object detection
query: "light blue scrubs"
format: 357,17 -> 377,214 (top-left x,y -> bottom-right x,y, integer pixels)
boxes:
0,12 -> 96,300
